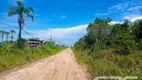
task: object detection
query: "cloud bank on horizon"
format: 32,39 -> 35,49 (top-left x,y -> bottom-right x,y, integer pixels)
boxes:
24,24 -> 88,46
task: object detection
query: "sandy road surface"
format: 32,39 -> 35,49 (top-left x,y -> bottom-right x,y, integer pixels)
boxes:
0,48 -> 88,80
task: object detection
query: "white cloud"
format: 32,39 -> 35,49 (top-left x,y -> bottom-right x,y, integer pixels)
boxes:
109,2 -> 131,11
130,16 -> 142,22
24,24 -> 88,46
96,2 -> 132,16
124,15 -> 142,22
124,14 -> 137,19
60,15 -> 67,19
128,6 -> 142,11
109,15 -> 142,25
94,1 -> 142,17
109,21 -> 123,25
0,24 -> 9,28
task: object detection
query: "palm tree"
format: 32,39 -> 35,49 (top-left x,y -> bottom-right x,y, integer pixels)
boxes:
0,30 -> 5,42
5,31 -> 11,41
7,1 -> 34,39
0,30 -> 2,42
10,30 -> 16,42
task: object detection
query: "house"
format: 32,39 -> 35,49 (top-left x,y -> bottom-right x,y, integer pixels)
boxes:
28,38 -> 44,47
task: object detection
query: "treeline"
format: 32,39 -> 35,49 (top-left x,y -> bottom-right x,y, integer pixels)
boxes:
73,18 -> 142,79
0,30 -> 16,42
74,18 -> 142,54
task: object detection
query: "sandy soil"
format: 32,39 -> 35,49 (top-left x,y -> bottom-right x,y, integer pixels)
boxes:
0,48 -> 88,80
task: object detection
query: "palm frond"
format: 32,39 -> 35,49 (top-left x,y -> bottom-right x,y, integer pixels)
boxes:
10,30 -> 16,33
8,6 -> 17,17
24,7 -> 34,13
27,14 -> 34,22
17,0 -> 24,9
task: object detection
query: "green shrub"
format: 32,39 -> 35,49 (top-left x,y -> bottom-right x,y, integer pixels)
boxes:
16,38 -> 27,49
111,32 -> 137,54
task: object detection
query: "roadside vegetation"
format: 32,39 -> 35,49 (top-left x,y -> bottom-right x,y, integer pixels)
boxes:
0,40 -> 66,72
72,18 -> 142,79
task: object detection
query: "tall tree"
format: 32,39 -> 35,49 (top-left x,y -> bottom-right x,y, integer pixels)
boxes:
0,30 -> 5,42
10,30 -> 16,42
7,1 -> 34,39
86,17 -> 112,44
5,31 -> 10,41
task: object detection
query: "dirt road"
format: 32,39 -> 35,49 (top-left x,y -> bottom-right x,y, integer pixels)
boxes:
0,48 -> 88,80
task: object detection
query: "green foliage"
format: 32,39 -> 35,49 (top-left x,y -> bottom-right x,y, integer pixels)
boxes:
110,32 -> 137,54
44,40 -> 56,48
0,41 -> 66,72
74,36 -> 88,50
132,19 -> 142,39
16,38 -> 27,49
72,48 -> 142,80
75,18 -> 142,54
137,40 -> 142,50
73,18 -> 142,79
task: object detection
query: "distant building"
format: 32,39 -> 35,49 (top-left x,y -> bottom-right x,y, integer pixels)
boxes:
28,38 -> 44,47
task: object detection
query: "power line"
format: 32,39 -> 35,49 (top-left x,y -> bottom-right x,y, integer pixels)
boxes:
0,22 -> 35,38
0,22 -> 67,45
0,22 -> 19,29
21,27 -> 34,38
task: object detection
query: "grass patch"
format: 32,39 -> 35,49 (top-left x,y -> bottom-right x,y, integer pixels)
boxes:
72,48 -> 142,80
0,42 -> 67,72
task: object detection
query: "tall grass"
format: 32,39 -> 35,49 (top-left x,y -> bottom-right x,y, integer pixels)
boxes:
0,42 -> 66,72
72,48 -> 142,80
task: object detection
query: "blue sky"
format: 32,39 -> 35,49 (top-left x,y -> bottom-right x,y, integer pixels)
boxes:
0,0 -> 142,45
